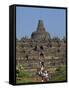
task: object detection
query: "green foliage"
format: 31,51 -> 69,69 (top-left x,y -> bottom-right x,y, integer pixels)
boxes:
50,65 -> 66,81
16,69 -> 33,83
16,64 -> 32,78
16,64 -> 31,78
17,70 -> 32,78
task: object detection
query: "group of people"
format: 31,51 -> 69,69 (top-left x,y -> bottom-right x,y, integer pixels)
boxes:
37,61 -> 49,82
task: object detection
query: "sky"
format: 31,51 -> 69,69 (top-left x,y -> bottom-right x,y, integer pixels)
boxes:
16,6 -> 66,40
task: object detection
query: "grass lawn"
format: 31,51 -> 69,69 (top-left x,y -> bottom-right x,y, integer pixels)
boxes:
16,65 -> 67,84
50,65 -> 66,82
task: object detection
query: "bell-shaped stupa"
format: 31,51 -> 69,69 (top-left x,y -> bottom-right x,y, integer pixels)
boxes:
31,20 -> 50,40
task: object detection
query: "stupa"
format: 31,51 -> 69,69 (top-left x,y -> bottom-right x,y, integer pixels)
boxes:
31,20 -> 50,40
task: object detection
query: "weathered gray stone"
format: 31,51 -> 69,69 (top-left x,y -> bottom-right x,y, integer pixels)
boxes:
16,20 -> 66,69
